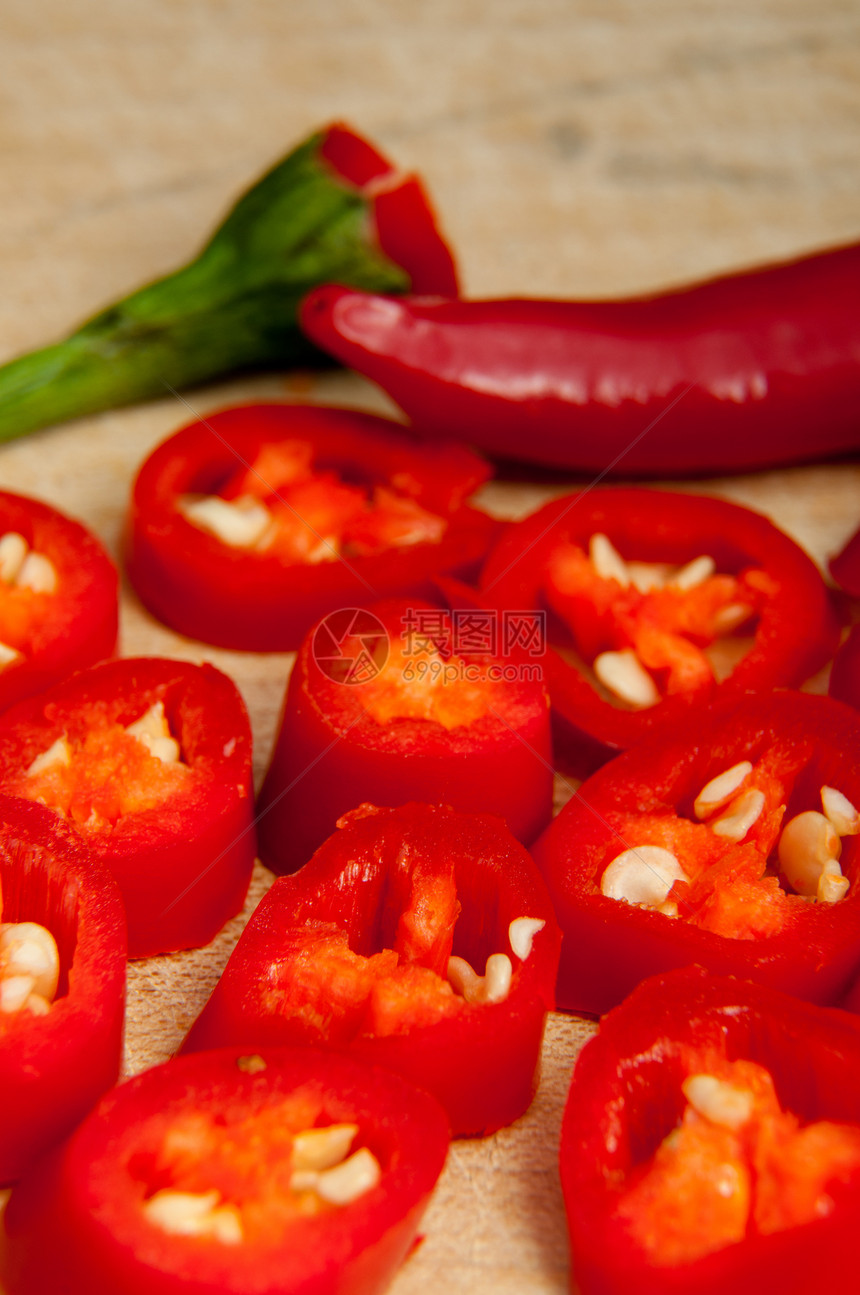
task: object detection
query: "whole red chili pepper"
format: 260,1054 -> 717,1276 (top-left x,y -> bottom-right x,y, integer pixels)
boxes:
531,691 -> 860,1015
300,242 -> 860,475
1,1045 -> 450,1295
0,657 -> 255,959
562,966 -> 860,1295
185,802 -> 561,1137
125,403 -> 496,652
256,598 -> 553,874
0,490 -> 117,713
0,795 -> 126,1185
479,486 -> 839,774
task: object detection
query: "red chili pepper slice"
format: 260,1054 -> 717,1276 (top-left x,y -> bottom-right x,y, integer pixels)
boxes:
0,490 -> 117,713
830,624 -> 860,712
561,966 -> 860,1295
531,691 -> 860,1014
256,598 -> 553,875
1,1045 -> 449,1295
300,242 -> 860,476
479,487 -> 839,773
829,522 -> 860,598
185,802 -> 560,1137
0,657 -> 255,959
0,795 -> 125,1185
125,403 -> 497,651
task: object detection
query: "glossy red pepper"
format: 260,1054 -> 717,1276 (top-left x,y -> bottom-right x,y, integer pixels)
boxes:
830,625 -> 860,712
1,1045 -> 450,1295
185,802 -> 561,1137
300,241 -> 860,476
256,597 -> 553,874
479,487 -> 839,774
562,966 -> 860,1295
531,691 -> 860,1015
125,403 -> 497,651
0,657 -> 255,959
0,490 -> 117,713
829,522 -> 860,598
0,795 -> 125,1185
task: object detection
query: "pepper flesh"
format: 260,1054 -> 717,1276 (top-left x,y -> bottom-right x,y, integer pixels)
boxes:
256,598 -> 553,874
0,121 -> 457,443
0,795 -> 126,1185
1,1046 -> 450,1295
530,691 -> 860,1014
479,487 -> 840,774
185,802 -> 561,1137
300,241 -> 860,476
0,657 -> 255,958
126,404 -> 496,651
561,966 -> 860,1295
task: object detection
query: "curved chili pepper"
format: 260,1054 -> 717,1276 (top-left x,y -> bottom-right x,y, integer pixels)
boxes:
0,490 -> 118,713
300,242 -> 860,475
0,657 -> 255,959
125,403 -> 496,652
531,691 -> 860,1015
479,487 -> 839,773
2,1045 -> 450,1295
0,795 -> 126,1185
185,802 -> 561,1137
562,966 -> 860,1295
256,597 -> 552,874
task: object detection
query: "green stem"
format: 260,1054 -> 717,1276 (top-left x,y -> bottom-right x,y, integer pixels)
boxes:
0,130 -> 410,443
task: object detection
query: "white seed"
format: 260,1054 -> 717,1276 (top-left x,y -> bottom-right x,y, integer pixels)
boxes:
16,552 -> 57,594
821,786 -> 860,837
0,532 -> 28,583
778,811 -> 842,896
710,788 -> 766,842
143,1189 -> 244,1243
292,1124 -> 358,1172
0,641 -> 21,671
600,846 -> 688,908
305,535 -> 340,564
0,922 -> 60,1001
694,761 -> 753,820
0,974 -> 37,1013
447,953 -> 513,1005
313,1148 -> 381,1206
668,554 -> 716,591
594,649 -> 660,708
588,533 -> 630,586
818,861 -> 850,904
508,917 -> 545,961
713,603 -> 752,634
125,701 -> 181,764
179,494 -> 271,548
26,736 -> 71,778
683,1074 -> 754,1130
626,561 -> 669,593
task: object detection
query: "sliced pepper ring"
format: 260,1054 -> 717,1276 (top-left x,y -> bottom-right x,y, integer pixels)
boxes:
531,691 -> 860,1014
1,1045 -> 450,1295
185,802 -> 561,1137
0,794 -> 126,1185
480,487 -> 840,773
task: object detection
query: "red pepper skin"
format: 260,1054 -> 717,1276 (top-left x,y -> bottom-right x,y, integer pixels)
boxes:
300,243 -> 860,476
125,403 -> 497,651
562,966 -> 860,1295
0,658 -> 255,959
830,625 -> 860,712
2,1045 -> 450,1295
185,803 -> 561,1137
0,795 -> 126,1185
829,523 -> 860,598
480,487 -> 839,774
319,124 -> 459,296
531,691 -> 860,1015
256,598 -> 553,875
0,490 -> 118,713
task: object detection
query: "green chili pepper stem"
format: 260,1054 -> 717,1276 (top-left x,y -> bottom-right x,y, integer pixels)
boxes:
0,130 -> 409,444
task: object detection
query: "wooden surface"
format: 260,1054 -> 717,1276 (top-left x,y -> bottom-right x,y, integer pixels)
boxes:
1,2 -> 860,1290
